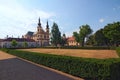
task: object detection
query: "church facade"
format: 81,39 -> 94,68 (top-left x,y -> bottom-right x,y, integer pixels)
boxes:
23,18 -> 50,47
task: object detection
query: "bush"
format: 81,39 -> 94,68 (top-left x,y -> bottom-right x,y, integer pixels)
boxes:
116,47 -> 120,57
1,49 -> 120,80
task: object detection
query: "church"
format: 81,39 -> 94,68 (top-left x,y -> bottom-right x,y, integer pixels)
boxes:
23,18 -> 50,47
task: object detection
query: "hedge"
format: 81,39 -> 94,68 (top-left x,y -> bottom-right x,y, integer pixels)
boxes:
1,49 -> 120,80
116,47 -> 120,57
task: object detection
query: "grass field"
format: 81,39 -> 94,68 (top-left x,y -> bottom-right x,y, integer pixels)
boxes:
20,48 -> 119,59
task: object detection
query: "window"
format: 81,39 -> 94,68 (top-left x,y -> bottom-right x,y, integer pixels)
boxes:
44,35 -> 46,39
40,35 -> 42,38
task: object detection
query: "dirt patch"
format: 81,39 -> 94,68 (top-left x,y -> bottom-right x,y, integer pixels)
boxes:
0,51 -> 16,60
20,49 -> 119,59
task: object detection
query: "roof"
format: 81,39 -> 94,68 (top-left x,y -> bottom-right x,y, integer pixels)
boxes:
67,36 -> 76,41
3,38 -> 35,42
26,31 -> 34,36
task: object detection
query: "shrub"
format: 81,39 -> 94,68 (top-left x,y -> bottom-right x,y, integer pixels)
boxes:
116,47 -> 120,57
1,49 -> 120,80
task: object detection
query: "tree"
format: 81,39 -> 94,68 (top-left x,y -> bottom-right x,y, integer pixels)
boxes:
73,32 -> 80,46
51,22 -> 61,46
11,39 -> 17,48
103,22 -> 120,46
23,42 -> 28,48
86,34 -> 95,46
79,24 -> 93,47
94,29 -> 109,46
61,34 -> 67,46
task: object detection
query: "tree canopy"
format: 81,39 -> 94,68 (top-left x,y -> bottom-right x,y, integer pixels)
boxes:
86,34 -> 94,45
94,29 -> 109,46
51,22 -> 61,46
73,32 -> 80,46
79,24 -> 93,47
86,22 -> 120,47
103,22 -> 120,46
73,24 -> 93,47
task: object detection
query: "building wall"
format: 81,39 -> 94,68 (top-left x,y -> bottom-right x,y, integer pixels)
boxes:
32,33 -> 49,46
68,40 -> 79,46
0,41 -> 37,48
23,20 -> 49,47
67,37 -> 80,46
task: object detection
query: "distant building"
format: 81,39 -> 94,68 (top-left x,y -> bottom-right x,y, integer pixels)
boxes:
0,38 -> 36,48
23,18 -> 49,47
23,31 -> 34,39
0,18 -> 50,48
0,39 -> 4,48
67,36 -> 80,46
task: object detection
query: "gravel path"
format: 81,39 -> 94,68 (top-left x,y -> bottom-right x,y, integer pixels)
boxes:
0,51 -> 82,80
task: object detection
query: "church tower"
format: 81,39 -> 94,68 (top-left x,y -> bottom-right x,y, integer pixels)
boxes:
26,17 -> 50,47
46,20 -> 49,33
37,17 -> 42,33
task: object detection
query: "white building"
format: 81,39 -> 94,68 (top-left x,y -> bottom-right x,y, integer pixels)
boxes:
0,38 -> 37,48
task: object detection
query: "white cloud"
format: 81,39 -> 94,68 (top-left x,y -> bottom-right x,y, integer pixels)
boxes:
0,0 -> 56,38
113,8 -> 116,11
34,10 -> 55,19
99,18 -> 104,23
113,6 -> 120,11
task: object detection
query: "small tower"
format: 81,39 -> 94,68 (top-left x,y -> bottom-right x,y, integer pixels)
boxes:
38,17 -> 41,26
37,17 -> 42,32
46,20 -> 49,33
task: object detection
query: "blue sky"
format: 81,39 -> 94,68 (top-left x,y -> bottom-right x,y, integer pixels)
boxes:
0,0 -> 120,38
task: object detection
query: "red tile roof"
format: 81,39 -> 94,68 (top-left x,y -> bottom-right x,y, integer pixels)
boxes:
67,36 -> 75,41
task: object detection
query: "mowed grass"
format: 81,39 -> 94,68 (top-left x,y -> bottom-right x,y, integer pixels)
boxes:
20,48 -> 119,59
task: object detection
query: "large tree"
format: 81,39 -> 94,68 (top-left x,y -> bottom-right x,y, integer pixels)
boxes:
79,24 -> 93,47
51,22 -> 61,46
94,29 -> 109,46
73,24 -> 93,47
103,22 -> 120,46
86,34 -> 95,46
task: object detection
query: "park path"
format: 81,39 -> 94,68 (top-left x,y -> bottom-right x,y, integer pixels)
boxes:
0,51 -> 82,80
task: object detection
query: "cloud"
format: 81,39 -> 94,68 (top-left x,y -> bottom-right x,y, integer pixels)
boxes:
0,0 -> 56,38
113,6 -> 120,11
99,18 -> 104,23
34,10 -> 56,19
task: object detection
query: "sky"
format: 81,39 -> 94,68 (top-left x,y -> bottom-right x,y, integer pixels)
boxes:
0,0 -> 120,38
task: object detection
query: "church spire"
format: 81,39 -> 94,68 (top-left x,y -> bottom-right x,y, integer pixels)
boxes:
38,17 -> 41,26
46,20 -> 49,33
46,20 -> 49,29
